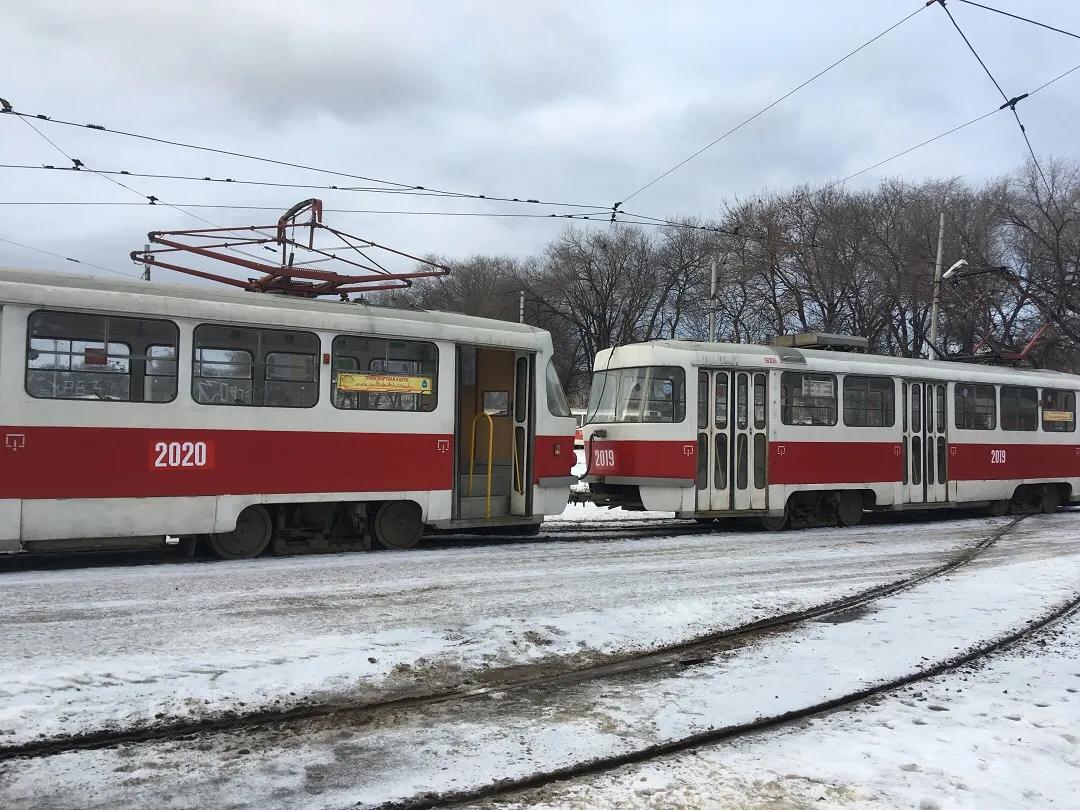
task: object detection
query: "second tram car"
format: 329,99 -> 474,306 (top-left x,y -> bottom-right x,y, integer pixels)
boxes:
0,267 -> 577,557
581,336 -> 1080,527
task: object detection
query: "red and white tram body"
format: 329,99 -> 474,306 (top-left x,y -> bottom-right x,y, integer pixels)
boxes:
0,268 -> 577,556
582,339 -> 1080,525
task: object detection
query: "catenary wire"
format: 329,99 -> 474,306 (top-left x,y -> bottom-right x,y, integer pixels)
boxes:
0,235 -> 138,277
953,0 -> 1080,42
618,4 -> 928,206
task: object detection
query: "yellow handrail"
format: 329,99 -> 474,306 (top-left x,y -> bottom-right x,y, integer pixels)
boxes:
468,412 -> 495,518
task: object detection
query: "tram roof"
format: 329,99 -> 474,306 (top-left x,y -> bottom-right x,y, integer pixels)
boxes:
597,339 -> 1080,386
0,266 -> 546,345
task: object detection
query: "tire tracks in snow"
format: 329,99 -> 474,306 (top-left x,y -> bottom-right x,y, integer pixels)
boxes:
0,516 -> 1025,763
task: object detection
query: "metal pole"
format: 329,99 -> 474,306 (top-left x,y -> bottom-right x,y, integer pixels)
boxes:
929,211 -> 945,359
519,290 -> 525,324
142,242 -> 151,281
708,257 -> 717,342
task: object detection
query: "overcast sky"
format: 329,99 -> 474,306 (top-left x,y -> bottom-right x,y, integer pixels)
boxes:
2,0 -> 1079,283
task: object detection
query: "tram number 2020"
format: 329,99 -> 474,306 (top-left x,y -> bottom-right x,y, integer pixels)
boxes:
152,440 -> 211,469
593,448 -> 616,467
990,449 -> 1007,464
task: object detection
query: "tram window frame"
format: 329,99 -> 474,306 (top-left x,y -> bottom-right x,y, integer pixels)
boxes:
954,383 -> 997,430
780,371 -> 838,427
587,366 -> 686,424
1000,385 -> 1038,431
331,335 -> 439,412
192,324 -> 319,408
842,375 -> 895,427
1041,389 -> 1076,433
545,359 -> 571,418
26,309 -> 178,403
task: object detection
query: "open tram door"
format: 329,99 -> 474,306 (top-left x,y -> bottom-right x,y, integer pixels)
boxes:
454,346 -> 534,523
695,369 -> 768,514
902,380 -> 948,505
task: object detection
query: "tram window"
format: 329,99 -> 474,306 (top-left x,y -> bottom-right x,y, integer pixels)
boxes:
936,386 -> 946,433
697,372 -> 709,430
587,366 -> 686,424
1000,386 -> 1038,431
545,360 -> 571,418
753,374 -> 766,429
331,335 -> 437,412
1042,389 -> 1076,433
715,434 -> 728,489
715,374 -> 728,429
842,376 -> 894,427
736,374 -> 748,430
954,383 -> 996,430
753,432 -> 766,488
780,372 -> 837,426
514,357 -> 529,422
193,325 -> 318,407
937,436 -> 947,482
26,310 -> 178,403
144,345 -> 177,403
696,433 -> 708,490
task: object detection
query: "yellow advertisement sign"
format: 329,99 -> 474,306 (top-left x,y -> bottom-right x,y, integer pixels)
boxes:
337,373 -> 433,394
1043,409 -> 1074,422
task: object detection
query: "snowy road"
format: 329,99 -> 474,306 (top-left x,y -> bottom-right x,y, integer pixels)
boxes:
1,514 -> 1078,809
0,514 -> 1012,745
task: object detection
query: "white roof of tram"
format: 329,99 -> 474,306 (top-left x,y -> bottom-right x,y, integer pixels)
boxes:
594,339 -> 1080,390
0,266 -> 549,351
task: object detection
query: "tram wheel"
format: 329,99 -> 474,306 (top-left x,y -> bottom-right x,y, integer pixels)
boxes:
208,505 -> 272,560
1040,485 -> 1062,514
836,491 -> 864,527
987,499 -> 1011,517
760,513 -> 788,531
373,501 -> 423,550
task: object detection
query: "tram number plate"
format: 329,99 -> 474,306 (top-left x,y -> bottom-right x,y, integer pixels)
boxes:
593,448 -> 616,468
150,440 -> 215,469
990,449 -> 1007,465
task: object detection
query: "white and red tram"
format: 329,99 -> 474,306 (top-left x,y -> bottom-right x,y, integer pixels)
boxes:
0,267 -> 577,556
582,336 -> 1080,527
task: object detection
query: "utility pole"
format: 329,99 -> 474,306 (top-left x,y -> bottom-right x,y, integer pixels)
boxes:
929,211 -> 945,359
519,290 -> 525,324
142,242 -> 151,281
708,257 -> 717,342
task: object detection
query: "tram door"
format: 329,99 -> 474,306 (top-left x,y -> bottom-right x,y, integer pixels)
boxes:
696,370 -> 768,513
903,380 -> 948,505
510,352 -> 533,517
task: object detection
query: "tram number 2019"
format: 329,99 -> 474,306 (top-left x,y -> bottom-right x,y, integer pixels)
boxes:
593,448 -> 616,467
151,440 -> 212,469
990,449 -> 1007,464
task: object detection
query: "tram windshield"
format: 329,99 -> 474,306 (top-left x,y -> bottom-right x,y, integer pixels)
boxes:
587,366 -> 686,423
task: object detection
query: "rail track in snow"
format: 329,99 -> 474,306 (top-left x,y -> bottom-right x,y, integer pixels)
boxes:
0,516 -> 1025,763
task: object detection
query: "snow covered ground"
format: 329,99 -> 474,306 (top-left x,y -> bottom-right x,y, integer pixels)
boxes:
0,515 -> 1003,745
1,514 -> 1078,809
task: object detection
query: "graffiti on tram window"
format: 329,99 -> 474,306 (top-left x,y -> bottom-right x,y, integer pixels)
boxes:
194,378 -> 254,406
26,370 -> 131,401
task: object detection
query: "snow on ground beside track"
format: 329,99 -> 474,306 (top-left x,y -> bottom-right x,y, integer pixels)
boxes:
3,516 -> 1078,809
0,514 -> 1016,745
485,591 -> 1080,809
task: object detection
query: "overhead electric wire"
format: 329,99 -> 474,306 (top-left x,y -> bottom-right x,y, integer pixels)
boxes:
0,99 -> 617,214
932,0 -> 1064,210
617,4 -> 928,206
0,235 -> 137,278
0,200 -> 614,221
18,114 -> 284,263
953,0 -> 1080,42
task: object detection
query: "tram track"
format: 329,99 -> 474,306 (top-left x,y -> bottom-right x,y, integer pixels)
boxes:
0,508 -> 1038,572
0,515 -> 1025,764
373,577 -> 1080,810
